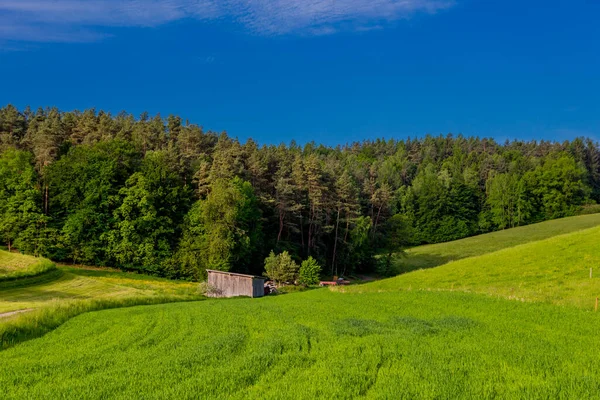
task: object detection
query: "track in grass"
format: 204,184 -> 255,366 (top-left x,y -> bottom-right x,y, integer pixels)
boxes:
0,263 -> 205,348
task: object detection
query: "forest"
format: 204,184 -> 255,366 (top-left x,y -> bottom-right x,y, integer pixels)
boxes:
0,104 -> 598,279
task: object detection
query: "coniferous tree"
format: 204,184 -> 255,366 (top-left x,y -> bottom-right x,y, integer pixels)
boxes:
0,105 -> 597,279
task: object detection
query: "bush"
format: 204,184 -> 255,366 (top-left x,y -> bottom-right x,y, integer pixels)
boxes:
264,251 -> 298,286
197,282 -> 221,297
298,257 -> 322,286
577,204 -> 600,216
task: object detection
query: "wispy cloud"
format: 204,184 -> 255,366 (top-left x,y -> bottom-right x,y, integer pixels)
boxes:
0,0 -> 454,43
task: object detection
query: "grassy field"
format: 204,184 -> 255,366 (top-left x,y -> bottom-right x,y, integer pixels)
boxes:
0,262 -> 205,348
1,290 -> 600,399
350,225 -> 600,309
2,214 -> 600,398
393,213 -> 600,273
0,266 -> 201,314
0,251 -> 41,275
0,251 -> 56,282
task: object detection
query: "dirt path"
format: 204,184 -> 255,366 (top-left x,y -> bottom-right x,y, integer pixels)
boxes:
0,309 -> 34,319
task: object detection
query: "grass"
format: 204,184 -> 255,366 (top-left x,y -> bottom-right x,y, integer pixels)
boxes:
0,251 -> 57,283
349,225 -> 600,309
1,290 -> 600,398
0,295 -> 204,350
393,214 -> 600,273
2,214 -> 600,398
0,265 -> 202,314
0,262 -> 205,349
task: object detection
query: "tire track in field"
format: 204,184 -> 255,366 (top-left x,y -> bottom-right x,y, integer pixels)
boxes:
0,309 -> 34,319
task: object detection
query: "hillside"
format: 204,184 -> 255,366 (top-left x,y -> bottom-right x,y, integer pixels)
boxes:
0,258 -> 205,347
353,220 -> 600,309
0,251 -> 56,283
393,213 -> 600,273
2,107 -> 599,281
0,251 -> 39,275
0,266 -> 202,314
2,215 -> 600,397
2,289 -> 600,398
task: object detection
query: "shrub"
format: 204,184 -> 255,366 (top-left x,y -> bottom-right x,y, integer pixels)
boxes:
577,204 -> 600,216
298,257 -> 321,286
197,282 -> 221,297
264,251 -> 298,286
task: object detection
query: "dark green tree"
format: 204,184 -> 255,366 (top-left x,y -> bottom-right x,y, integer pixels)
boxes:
107,151 -> 191,274
0,150 -> 46,254
175,177 -> 262,278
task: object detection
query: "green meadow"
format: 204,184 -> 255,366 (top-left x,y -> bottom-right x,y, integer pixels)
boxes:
0,257 -> 204,348
1,291 -> 600,399
0,265 -> 202,314
1,214 -> 600,398
392,213 -> 600,273
350,223 -> 600,309
0,251 -> 56,283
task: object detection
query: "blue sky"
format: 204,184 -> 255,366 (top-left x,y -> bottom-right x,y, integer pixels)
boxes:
0,0 -> 598,145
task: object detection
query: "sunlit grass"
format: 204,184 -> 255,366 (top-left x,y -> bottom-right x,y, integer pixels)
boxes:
351,225 -> 600,309
1,290 -> 600,398
0,251 -> 56,282
393,214 -> 600,273
0,263 -> 204,348
0,266 -> 201,314
2,215 -> 600,398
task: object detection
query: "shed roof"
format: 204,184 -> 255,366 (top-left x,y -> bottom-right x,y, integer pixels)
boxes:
206,270 -> 267,280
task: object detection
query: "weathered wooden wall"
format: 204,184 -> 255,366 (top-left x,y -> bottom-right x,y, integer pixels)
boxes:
207,271 -> 265,298
252,279 -> 264,298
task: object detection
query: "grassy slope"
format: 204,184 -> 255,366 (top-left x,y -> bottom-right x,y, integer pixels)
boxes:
394,213 -> 600,273
0,266 -> 202,314
350,225 -> 600,309
0,251 -> 56,282
2,215 -> 600,398
0,251 -> 40,274
0,265 -> 205,349
1,291 -> 600,399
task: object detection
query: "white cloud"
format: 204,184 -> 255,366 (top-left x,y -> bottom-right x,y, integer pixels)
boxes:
0,0 -> 454,42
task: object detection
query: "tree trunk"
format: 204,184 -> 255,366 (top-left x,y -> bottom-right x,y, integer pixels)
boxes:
344,219 -> 350,243
331,206 -> 341,276
277,211 -> 285,243
44,184 -> 49,215
307,204 -> 314,255
299,214 -> 305,252
373,205 -> 383,236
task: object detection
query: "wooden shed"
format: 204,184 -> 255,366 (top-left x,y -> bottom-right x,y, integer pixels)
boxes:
206,270 -> 266,298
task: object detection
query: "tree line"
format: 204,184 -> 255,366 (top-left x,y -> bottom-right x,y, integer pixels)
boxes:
0,105 -> 598,279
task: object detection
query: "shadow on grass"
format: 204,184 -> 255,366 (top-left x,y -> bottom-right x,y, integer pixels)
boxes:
0,269 -> 65,290
392,253 -> 456,275
60,265 -> 189,283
